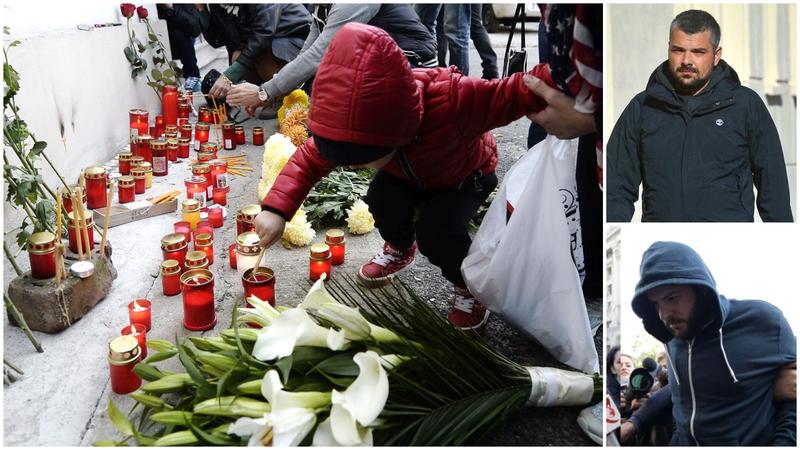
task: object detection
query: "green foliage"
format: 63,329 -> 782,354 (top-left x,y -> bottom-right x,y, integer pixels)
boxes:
302,168 -> 373,228
123,17 -> 182,98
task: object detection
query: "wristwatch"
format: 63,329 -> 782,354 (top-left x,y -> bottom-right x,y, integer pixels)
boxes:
257,85 -> 270,102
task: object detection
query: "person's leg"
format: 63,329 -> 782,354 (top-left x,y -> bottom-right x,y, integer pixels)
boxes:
436,7 -> 447,67
576,135 -> 602,299
470,4 -> 499,79
413,4 -> 442,39
442,4 -> 471,74
167,27 -> 200,79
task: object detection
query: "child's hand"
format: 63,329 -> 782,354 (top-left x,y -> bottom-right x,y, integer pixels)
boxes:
254,210 -> 287,249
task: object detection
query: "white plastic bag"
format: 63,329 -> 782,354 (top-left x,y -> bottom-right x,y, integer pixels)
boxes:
461,135 -> 599,373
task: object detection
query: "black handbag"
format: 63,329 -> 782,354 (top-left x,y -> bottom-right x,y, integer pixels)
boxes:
502,4 -> 528,77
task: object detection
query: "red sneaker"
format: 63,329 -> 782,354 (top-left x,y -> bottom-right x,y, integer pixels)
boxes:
357,241 -> 417,287
448,286 -> 490,332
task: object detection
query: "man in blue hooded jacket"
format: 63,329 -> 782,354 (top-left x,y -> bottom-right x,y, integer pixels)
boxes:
629,241 -> 796,445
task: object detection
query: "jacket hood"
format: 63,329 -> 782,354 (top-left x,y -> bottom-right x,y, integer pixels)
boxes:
307,23 -> 423,148
631,241 -> 730,343
645,59 -> 740,106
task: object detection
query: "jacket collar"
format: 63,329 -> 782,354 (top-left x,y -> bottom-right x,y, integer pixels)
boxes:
644,59 -> 740,111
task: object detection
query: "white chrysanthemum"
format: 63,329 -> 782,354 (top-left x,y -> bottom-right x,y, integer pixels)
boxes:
283,208 -> 316,247
346,200 -> 374,235
260,133 -> 296,196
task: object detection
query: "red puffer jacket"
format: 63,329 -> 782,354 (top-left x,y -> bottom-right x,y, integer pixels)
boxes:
262,22 -> 551,219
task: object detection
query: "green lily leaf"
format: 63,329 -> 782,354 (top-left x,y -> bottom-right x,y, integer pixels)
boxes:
147,339 -> 176,353
92,440 -> 128,446
310,352 -> 360,377
107,399 -> 134,436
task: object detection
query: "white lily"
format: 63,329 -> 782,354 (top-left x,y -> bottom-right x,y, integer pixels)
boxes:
299,275 -> 335,310
270,406 -> 317,447
252,308 -> 349,361
261,370 -> 331,410
328,351 -> 389,445
312,417 -> 374,446
246,295 -> 281,322
228,414 -> 273,446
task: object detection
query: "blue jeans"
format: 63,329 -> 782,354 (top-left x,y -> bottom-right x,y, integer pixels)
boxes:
415,4 -> 471,75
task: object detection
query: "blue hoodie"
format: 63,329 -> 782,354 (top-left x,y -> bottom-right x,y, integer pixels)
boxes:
631,241 -> 796,446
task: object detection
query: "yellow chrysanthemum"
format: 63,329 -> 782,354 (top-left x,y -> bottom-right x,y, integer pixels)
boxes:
346,200 -> 375,235
283,208 -> 315,247
277,89 -> 309,122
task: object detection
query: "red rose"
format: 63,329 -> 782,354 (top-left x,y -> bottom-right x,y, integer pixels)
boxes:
120,3 -> 135,18
136,6 -> 148,19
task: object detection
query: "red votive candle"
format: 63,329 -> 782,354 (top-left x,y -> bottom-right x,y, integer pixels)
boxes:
162,85 -> 178,126
178,102 -> 191,121
166,139 -> 179,162
325,229 -> 346,265
67,211 -> 94,253
135,135 -> 153,164
194,122 -> 210,150
161,259 -> 182,296
196,221 -> 213,240
198,142 -> 218,162
84,166 -> 108,210
180,123 -> 192,139
242,267 -> 275,306
194,233 -> 214,265
128,299 -> 152,331
178,137 -> 191,158
212,187 -> 228,206
118,176 -> 135,203
151,140 -> 168,177
208,205 -> 224,227
62,185 -> 85,214
234,126 -> 246,145
229,243 -> 237,269
198,106 -> 212,124
185,250 -> 209,271
129,109 -> 149,144
181,269 -> 216,331
108,335 -> 142,394
173,221 -> 192,243
309,244 -> 332,281
222,122 -> 236,150
118,152 -> 133,176
131,167 -> 146,194
252,127 -> 264,145
27,231 -> 56,279
155,115 -> 165,138
185,176 -> 207,208
191,163 -> 213,202
237,204 -> 261,236
121,323 -> 147,359
161,233 -> 189,272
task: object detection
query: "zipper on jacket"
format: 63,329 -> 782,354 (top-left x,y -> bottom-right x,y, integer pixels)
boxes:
688,339 -> 699,445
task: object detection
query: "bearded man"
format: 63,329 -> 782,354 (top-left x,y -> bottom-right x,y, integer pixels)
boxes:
607,9 -> 792,222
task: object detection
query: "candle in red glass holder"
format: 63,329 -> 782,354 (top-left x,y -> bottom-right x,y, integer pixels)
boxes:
181,269 -> 216,331
27,231 -> 56,279
177,137 -> 191,158
198,106 -> 212,124
309,243 -> 332,281
178,103 -> 191,121
234,126 -> 246,145
194,233 -> 214,266
118,152 -> 133,175
191,163 -> 213,202
236,232 -> 263,279
129,109 -> 149,144
194,122 -> 210,150
198,142 -> 218,162
222,122 -> 236,150
128,298 -> 152,331
325,229 -> 346,265
212,187 -> 228,206
62,185 -> 85,214
118,176 -> 135,203
208,205 -> 224,227
166,139 -> 179,162
180,123 -> 192,139
229,243 -> 237,269
135,135 -> 153,164
242,267 -> 276,306
108,335 -> 142,394
185,250 -> 209,271
252,127 -> 265,145
196,221 -> 213,240
164,124 -> 178,137
84,166 -> 108,210
121,323 -> 148,359
131,167 -> 146,194
209,159 -> 228,190
161,233 -> 189,271
155,115 -> 165,138
173,221 -> 192,243
185,176 -> 207,207
67,211 -> 95,253
161,259 -> 182,296
162,85 -> 178,126
236,204 -> 261,235
151,140 -> 168,176
177,117 -> 189,128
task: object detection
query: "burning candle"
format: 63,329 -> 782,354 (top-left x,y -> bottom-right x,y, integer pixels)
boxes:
27,231 -> 56,279
208,205 -> 224,227
155,115 -> 165,138
161,233 -> 189,272
118,152 -> 133,176
194,122 -> 210,150
177,137 -> 191,159
162,85 -> 178,126
185,250 -> 209,271
198,106 -> 212,124
229,243 -> 237,269
309,243 -> 332,281
252,127 -> 265,145
242,267 -> 275,306
181,269 -> 216,331
131,167 -> 146,194
181,199 -> 201,230
185,176 -> 207,208
194,233 -> 214,265
129,109 -> 149,144
198,142 -> 218,162
191,163 -> 213,203
150,140 -> 168,177
66,211 -> 94,253
128,298 -> 152,331
108,335 -> 142,394
166,139 -> 179,162
84,166 -> 108,210
325,229 -> 346,265
236,232 -> 265,279
161,259 -> 182,296
121,323 -> 148,359
173,221 -> 192,243
212,187 -> 228,206
222,122 -> 236,150
236,204 -> 261,236
118,176 -> 136,203
178,102 -> 191,121
234,126 -> 246,145
209,159 -> 228,190
135,135 -> 153,164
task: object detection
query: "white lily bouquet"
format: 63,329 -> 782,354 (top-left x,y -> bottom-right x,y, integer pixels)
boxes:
101,278 -> 600,446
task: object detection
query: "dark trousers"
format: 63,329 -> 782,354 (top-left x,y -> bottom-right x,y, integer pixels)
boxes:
470,4 -> 499,79
167,25 -> 200,78
364,170 -> 497,288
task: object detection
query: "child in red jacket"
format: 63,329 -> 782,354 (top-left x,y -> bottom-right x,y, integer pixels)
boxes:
256,23 -> 553,331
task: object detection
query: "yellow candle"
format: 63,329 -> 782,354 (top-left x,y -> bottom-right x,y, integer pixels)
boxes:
181,199 -> 201,230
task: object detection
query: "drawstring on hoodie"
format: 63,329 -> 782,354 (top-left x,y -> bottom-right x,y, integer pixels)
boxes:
664,344 -> 681,386
718,328 -> 739,383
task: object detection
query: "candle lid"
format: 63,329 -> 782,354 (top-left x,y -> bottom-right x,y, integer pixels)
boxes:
191,163 -> 210,174
185,250 -> 208,268
129,108 -> 148,116
195,122 -> 210,131
161,259 -> 180,275
108,335 -> 141,364
236,231 -> 261,249
180,123 -> 192,131
182,199 -> 201,213
199,106 -> 210,112
84,166 -> 107,179
163,84 -> 177,93
151,139 -> 167,149
325,229 -> 345,244
66,211 -> 94,227
165,134 -> 178,142
131,167 -> 146,178
118,152 -> 133,161
222,122 -> 235,130
178,137 -> 191,144
180,268 -> 213,286
252,127 -> 264,134
310,243 -> 331,260
141,163 -> 153,173
118,175 -> 135,187
131,156 -> 145,165
137,135 -> 153,143
235,126 -> 245,132
209,159 -> 228,168
199,142 -> 219,152
185,175 -> 206,185
161,232 -> 187,250
195,233 -> 213,246
28,231 -> 56,254
238,204 -> 261,221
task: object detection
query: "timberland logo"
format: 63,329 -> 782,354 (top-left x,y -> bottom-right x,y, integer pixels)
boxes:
716,119 -> 724,126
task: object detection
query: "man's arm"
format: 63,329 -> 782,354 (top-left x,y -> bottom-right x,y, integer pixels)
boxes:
771,314 -> 796,445
622,385 -> 672,443
606,97 -> 643,222
747,92 -> 794,222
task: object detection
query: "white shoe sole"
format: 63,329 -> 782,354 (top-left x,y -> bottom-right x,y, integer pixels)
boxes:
356,259 -> 415,288
576,415 -> 603,445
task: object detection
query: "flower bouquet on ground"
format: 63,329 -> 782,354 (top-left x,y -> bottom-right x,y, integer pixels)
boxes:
100,277 -> 600,446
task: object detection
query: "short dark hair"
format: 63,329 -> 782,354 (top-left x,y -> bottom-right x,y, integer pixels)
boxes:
670,10 -> 721,50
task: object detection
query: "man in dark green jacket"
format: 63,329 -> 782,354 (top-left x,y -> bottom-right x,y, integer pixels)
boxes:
607,10 -> 793,222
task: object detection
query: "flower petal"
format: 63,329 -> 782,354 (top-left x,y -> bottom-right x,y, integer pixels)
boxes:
261,370 -> 283,404
329,393 -> 364,446
344,351 -> 389,426
311,417 -> 338,446
300,276 -> 338,310
316,303 -> 372,340
271,407 -> 317,447
251,311 -> 303,361
227,415 -> 272,446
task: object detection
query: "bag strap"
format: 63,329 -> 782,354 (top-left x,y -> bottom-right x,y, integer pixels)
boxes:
503,4 -> 527,75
